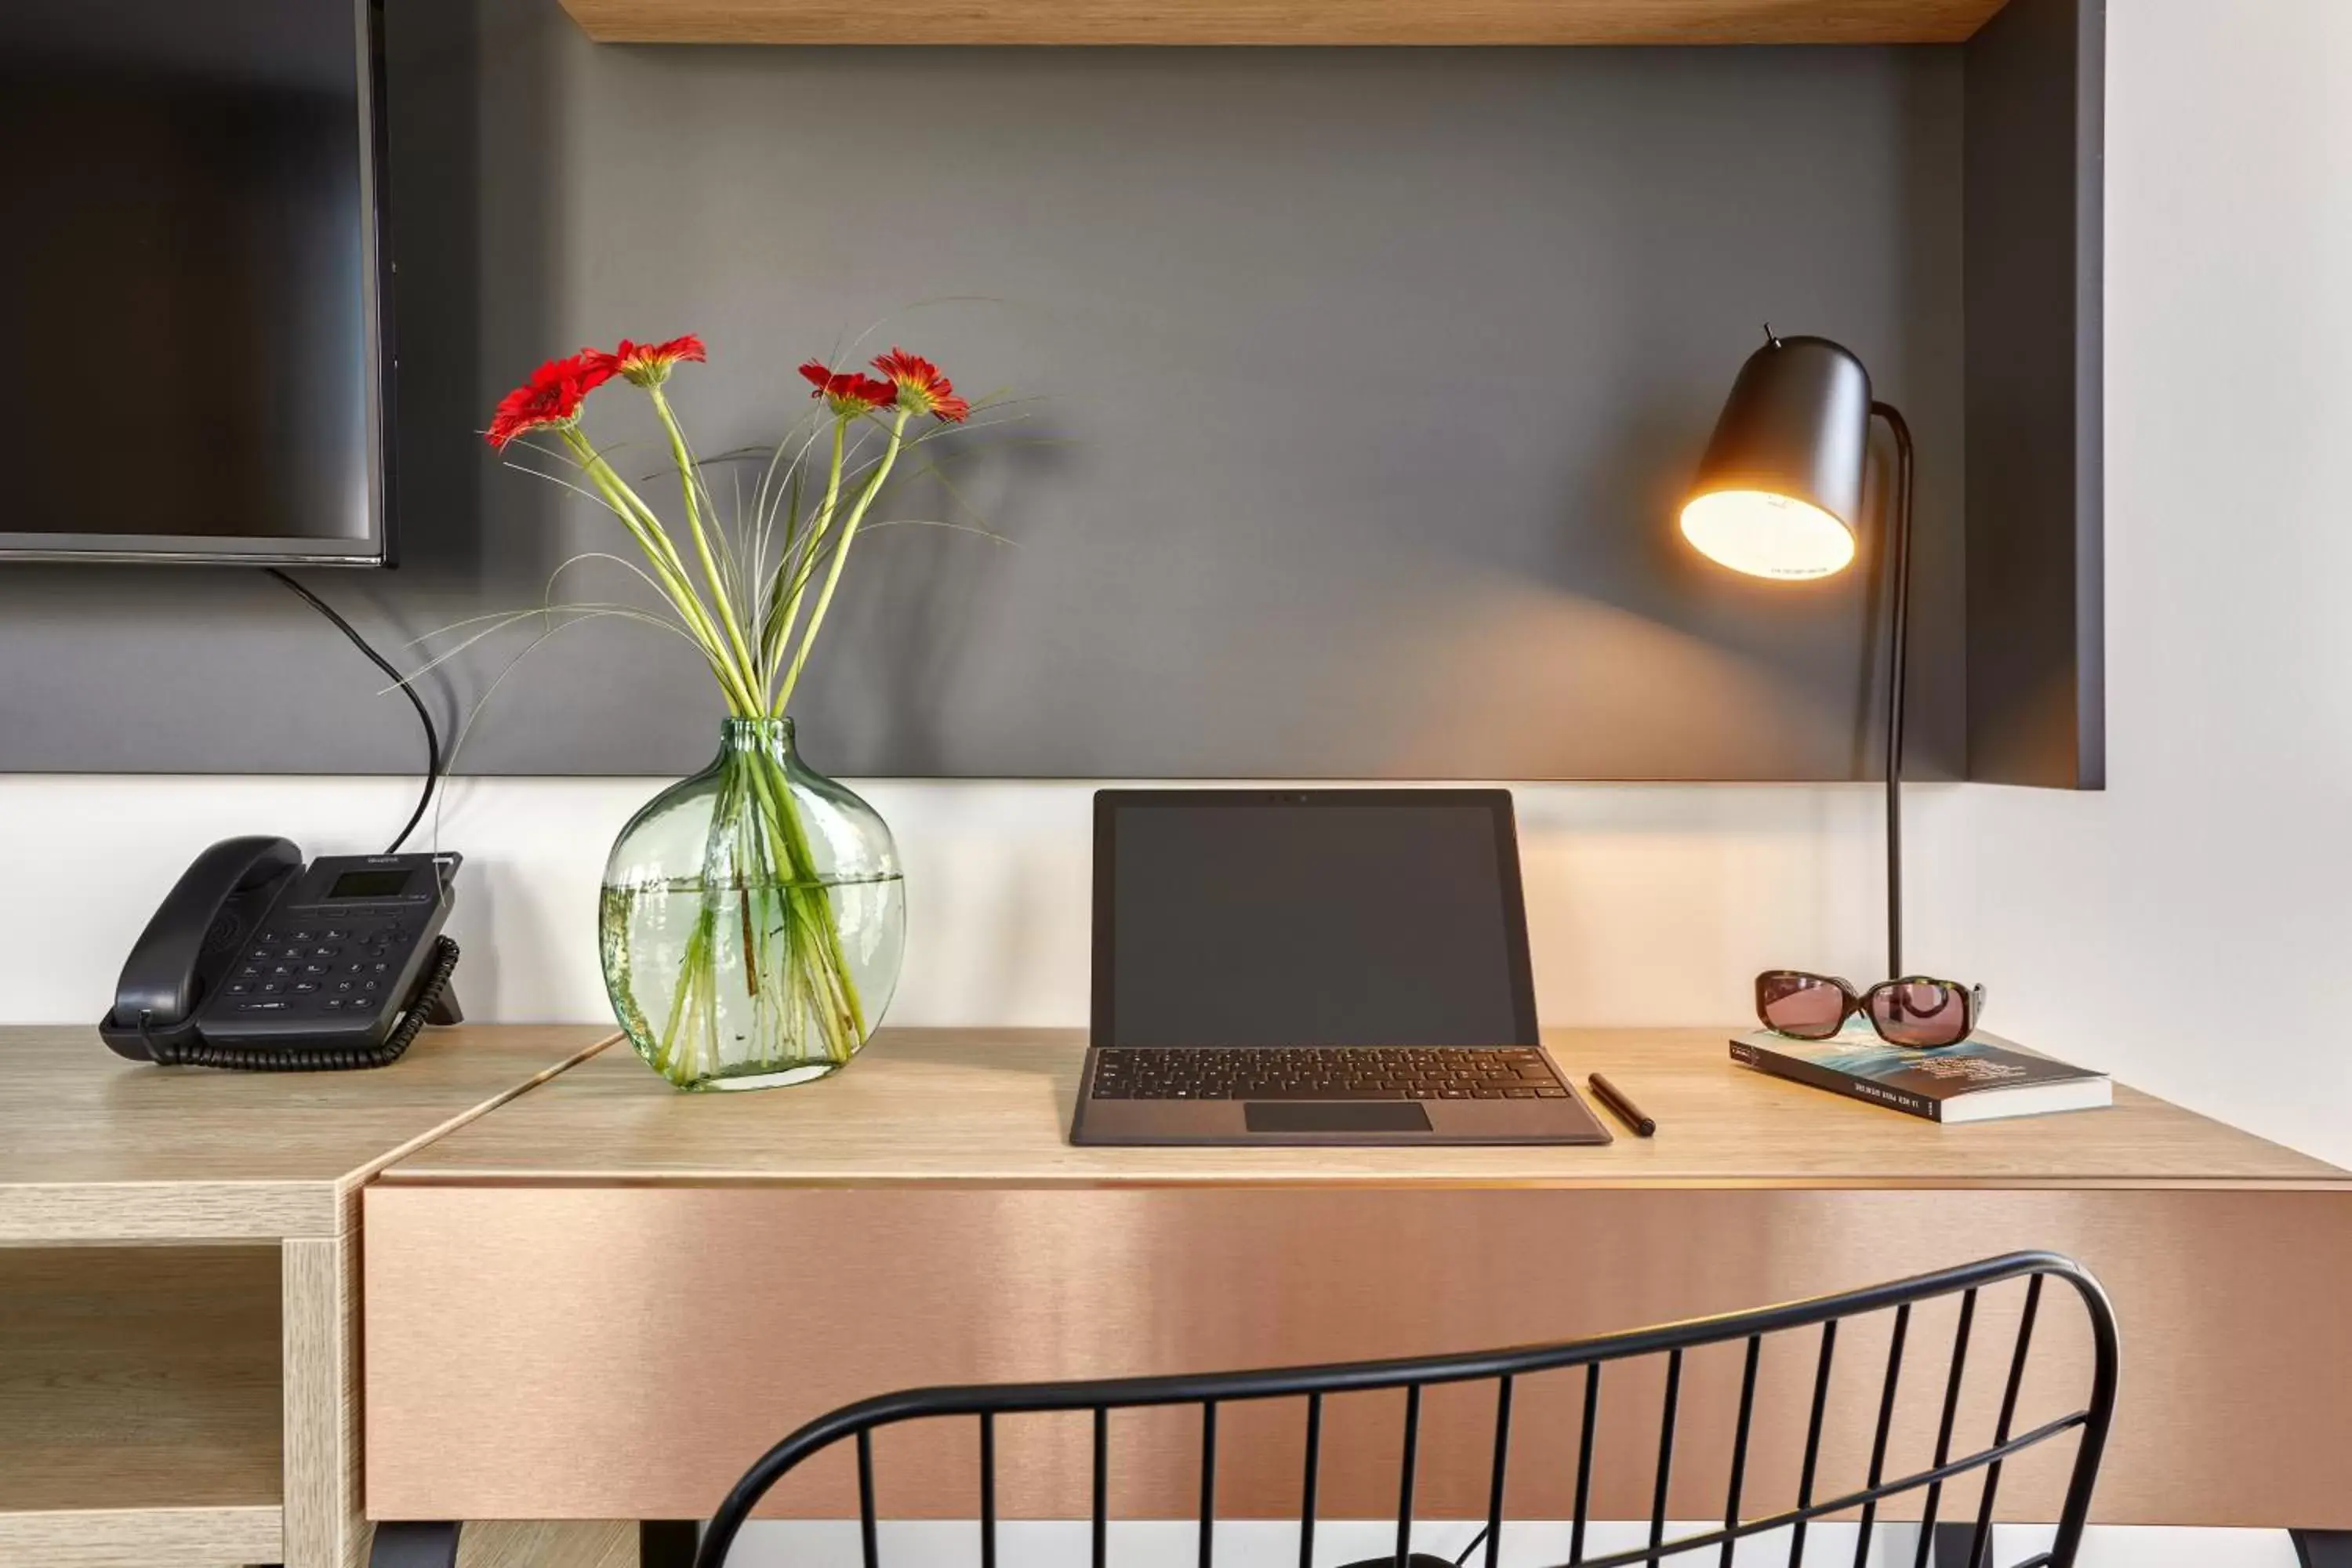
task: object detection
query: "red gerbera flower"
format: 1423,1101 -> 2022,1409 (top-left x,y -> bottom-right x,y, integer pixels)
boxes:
799,359 -> 898,416
485,351 -> 615,448
585,334 -> 707,388
871,347 -> 970,423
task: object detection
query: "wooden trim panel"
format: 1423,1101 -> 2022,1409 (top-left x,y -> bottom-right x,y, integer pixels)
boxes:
557,0 -> 2012,47
284,1232 -> 367,1568
0,1504 -> 285,1566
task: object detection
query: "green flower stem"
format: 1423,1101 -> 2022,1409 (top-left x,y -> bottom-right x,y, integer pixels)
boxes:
563,430 -> 764,716
772,408 -> 910,717
765,417 -> 849,705
562,429 -> 699,598
736,745 -> 866,1048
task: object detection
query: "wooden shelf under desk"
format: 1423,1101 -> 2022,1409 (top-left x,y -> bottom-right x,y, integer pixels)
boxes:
555,0 -> 2011,47
0,1246 -> 285,1565
0,1024 -> 623,1568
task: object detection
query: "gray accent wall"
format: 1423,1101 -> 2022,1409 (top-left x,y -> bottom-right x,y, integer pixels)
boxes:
0,2 -> 1973,780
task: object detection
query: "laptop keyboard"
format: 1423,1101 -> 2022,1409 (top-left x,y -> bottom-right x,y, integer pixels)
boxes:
1088,1047 -> 1568,1101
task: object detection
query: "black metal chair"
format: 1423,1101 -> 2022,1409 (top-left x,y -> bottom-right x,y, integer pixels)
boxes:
695,1250 -> 2117,1568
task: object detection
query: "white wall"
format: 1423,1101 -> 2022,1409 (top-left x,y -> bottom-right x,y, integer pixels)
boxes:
0,773 -> 1897,1029
0,2 -> 2338,1559
1910,0 -> 2352,1171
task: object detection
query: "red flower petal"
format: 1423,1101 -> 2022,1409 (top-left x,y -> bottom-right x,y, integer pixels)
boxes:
590,334 -> 709,387
871,347 -> 970,423
485,351 -> 615,448
800,359 -> 898,416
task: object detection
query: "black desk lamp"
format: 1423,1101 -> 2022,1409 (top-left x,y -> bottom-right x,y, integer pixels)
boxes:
1679,332 -> 1915,976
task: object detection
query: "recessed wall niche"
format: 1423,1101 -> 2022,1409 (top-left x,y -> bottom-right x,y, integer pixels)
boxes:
0,0 -> 2100,786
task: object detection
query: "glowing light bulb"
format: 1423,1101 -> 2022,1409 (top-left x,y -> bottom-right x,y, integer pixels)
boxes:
1679,489 -> 1857,580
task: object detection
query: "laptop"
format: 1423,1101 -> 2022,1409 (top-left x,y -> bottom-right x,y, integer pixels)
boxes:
1070,789 -> 1610,1146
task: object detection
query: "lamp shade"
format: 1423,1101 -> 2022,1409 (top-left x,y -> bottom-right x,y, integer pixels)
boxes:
1679,335 -> 1874,579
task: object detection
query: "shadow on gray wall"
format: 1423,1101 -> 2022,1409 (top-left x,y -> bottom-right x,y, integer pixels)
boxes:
0,8 -> 1965,781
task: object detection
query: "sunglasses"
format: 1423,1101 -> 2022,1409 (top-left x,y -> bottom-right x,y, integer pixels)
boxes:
1755,970 -> 1987,1049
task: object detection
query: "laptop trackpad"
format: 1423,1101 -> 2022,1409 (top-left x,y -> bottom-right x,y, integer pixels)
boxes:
1245,1102 -> 1434,1134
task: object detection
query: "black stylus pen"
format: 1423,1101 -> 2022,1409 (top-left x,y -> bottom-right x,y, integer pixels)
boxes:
1588,1073 -> 1657,1138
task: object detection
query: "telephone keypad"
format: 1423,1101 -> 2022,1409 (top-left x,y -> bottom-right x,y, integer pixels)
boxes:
210,902 -> 434,1026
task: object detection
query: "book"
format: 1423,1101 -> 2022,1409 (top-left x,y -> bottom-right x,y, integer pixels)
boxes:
1730,1022 -> 2111,1124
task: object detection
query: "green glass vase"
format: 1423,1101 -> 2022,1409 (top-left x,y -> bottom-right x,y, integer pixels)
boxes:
599,718 -> 904,1091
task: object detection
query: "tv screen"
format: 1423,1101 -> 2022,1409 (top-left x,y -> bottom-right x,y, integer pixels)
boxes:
0,0 -> 391,564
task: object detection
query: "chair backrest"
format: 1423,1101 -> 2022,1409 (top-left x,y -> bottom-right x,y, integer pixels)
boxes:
695,1250 -> 2117,1568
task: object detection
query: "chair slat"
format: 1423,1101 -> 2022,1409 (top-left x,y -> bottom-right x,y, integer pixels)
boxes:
1301,1392 -> 1322,1568
1853,1303 -> 1912,1568
1092,1407 -> 1109,1568
1395,1384 -> 1421,1568
1484,1376 -> 1513,1568
1572,1362 -> 1601,1566
1970,1276 -> 2046,1568
1652,1348 -> 1684,1558
1914,1288 -> 1980,1568
1720,1336 -> 1762,1568
1788,1319 -> 1839,1566
979,1412 -> 996,1568
1200,1399 -> 1218,1568
856,1430 -> 878,1568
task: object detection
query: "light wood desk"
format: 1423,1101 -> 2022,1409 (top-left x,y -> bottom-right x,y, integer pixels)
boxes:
365,1028 -> 2352,1548
0,1024 -> 616,1568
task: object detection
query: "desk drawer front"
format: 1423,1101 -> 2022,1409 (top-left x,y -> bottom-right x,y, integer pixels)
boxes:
364,1185 -> 2352,1527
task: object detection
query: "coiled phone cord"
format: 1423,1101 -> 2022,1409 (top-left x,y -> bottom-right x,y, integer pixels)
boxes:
136,937 -> 460,1072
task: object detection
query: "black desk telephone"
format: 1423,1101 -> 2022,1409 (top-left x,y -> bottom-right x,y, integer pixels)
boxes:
101,837 -> 464,1071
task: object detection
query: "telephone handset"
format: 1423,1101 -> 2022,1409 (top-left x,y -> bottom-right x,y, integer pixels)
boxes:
101,837 -> 464,1070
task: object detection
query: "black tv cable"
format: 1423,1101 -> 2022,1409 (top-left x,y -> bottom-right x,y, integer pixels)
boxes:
263,567 -> 441,854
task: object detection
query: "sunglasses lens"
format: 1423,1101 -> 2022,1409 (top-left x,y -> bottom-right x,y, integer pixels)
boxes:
1868,980 -> 1973,1047
1759,972 -> 1848,1039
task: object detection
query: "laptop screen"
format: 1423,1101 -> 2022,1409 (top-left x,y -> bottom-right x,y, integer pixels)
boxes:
1094,792 -> 1537,1048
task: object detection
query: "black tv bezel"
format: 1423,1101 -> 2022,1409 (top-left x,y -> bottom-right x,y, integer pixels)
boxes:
0,0 -> 397,568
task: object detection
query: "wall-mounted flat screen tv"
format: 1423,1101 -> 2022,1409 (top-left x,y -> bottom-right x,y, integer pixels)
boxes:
0,0 -> 392,564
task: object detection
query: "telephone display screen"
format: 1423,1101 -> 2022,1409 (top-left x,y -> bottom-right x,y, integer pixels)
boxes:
328,868 -> 412,900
